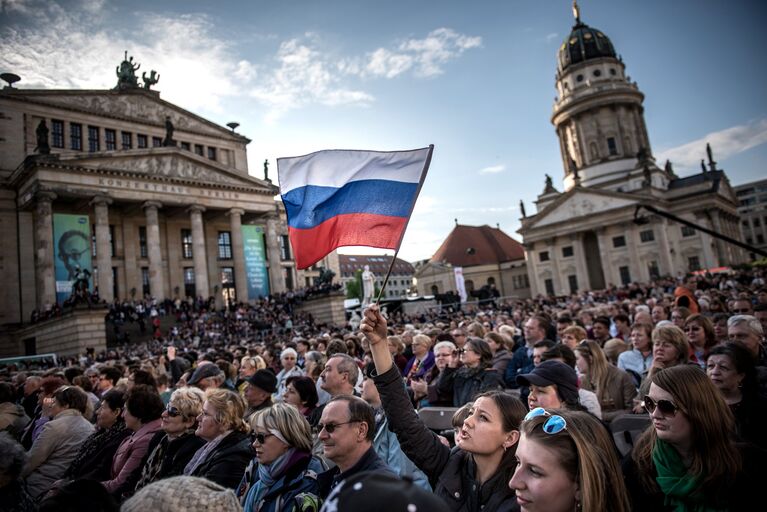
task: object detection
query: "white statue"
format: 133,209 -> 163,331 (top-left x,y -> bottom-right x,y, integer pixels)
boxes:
361,265 -> 375,306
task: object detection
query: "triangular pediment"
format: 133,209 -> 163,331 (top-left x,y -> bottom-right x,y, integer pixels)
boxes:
525,188 -> 640,230
57,150 -> 274,191
10,90 -> 243,140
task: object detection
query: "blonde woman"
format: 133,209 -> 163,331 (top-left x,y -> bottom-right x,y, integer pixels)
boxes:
574,341 -> 636,422
184,388 -> 253,489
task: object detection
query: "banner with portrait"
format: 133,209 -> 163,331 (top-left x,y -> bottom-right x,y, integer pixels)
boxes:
242,225 -> 269,299
53,213 -> 92,304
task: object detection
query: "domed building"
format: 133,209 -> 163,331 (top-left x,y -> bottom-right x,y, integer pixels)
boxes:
518,3 -> 746,296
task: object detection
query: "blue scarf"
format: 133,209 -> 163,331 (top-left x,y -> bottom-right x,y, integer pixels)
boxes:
244,448 -> 297,512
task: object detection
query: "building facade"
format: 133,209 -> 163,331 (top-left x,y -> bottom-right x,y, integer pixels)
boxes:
0,55 -> 303,330
414,224 -> 530,299
338,254 -> 414,299
735,178 -> 767,260
518,7 -> 746,297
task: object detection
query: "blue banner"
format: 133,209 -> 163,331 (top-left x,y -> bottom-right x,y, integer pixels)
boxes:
242,225 -> 269,299
53,213 -> 92,304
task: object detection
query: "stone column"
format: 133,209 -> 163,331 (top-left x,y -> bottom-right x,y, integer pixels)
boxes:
92,196 -> 114,302
656,218 -> 675,276
548,239 -> 563,295
189,205 -> 210,298
34,192 -> 57,309
596,229 -> 615,286
626,223 -> 643,282
524,244 -> 540,297
265,214 -> 285,293
143,201 -> 166,300
573,233 -> 590,290
227,208 -> 249,303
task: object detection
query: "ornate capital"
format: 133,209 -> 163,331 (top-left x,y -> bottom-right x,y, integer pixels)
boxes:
227,208 -> 245,217
143,200 -> 163,211
35,191 -> 57,203
187,205 -> 206,215
90,195 -> 113,207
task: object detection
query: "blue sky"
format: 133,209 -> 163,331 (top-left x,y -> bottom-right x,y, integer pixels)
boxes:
2,0 -> 766,263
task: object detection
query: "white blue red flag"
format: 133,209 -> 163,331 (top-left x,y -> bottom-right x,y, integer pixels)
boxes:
277,146 -> 433,269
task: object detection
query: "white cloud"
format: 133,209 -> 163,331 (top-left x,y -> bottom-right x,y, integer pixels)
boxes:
0,1 -> 254,113
361,28 -> 482,79
479,164 -> 505,175
545,32 -> 559,42
657,119 -> 767,170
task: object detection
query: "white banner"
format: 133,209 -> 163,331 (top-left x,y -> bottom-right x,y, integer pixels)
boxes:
454,267 -> 467,303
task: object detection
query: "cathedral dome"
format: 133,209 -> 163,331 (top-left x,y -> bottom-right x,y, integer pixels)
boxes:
558,20 -> 617,72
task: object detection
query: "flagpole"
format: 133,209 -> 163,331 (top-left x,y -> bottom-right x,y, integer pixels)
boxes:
374,144 -> 434,306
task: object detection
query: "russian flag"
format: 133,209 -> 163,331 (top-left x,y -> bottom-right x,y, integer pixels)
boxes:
277,147 -> 433,269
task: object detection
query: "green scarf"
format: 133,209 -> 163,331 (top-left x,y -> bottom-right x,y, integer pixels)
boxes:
652,439 -> 721,512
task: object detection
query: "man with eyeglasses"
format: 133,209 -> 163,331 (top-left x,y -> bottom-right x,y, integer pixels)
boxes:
730,298 -> 754,316
97,367 -> 122,398
316,394 -> 393,499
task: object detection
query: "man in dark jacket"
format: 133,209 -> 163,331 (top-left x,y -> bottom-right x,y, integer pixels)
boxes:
316,395 -> 393,498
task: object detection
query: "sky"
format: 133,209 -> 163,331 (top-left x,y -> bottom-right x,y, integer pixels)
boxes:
2,0 -> 766,264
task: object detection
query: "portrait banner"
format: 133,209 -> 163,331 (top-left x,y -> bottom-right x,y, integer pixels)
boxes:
242,225 -> 269,299
53,213 -> 92,304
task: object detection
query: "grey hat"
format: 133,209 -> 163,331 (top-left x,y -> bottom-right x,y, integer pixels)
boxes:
122,476 -> 240,512
187,363 -> 224,386
516,360 -> 579,404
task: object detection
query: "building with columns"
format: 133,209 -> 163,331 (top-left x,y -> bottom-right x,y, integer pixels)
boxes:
0,54 -> 312,332
518,6 -> 746,297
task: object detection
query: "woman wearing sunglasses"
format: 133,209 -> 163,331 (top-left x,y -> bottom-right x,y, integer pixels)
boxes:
510,408 -> 630,512
362,304 -> 526,511
437,338 -> 505,407
133,387 -> 206,491
238,403 -> 324,512
624,365 -> 762,511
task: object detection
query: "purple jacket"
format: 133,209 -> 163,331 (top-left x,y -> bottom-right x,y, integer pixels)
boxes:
102,418 -> 163,495
403,351 -> 435,383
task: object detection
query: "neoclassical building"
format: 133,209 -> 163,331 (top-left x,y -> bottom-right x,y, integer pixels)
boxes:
519,7 -> 746,296
0,54 -> 321,332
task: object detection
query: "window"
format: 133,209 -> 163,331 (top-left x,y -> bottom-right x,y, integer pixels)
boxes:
754,218 -> 762,228
279,235 -> 291,260
539,251 -> 550,262
568,275 -> 578,294
221,267 -> 235,302
121,131 -> 132,149
109,225 -> 115,256
184,267 -> 196,298
640,229 -> 655,243
610,68 -> 617,76
612,235 -> 626,248
51,119 -> 64,148
688,256 -> 701,271
112,267 -> 118,300
105,129 -> 116,150
648,260 -> 660,280
619,266 -> 631,285
576,74 -> 584,82
218,231 -> 232,259
593,69 -> 602,77
181,142 -> 190,151
607,137 -> 617,156
283,267 -> 294,290
562,246 -> 574,258
141,267 -> 150,297
681,226 -> 696,237
137,134 -> 148,148
152,136 -> 163,147
138,226 -> 148,258
88,126 -> 100,152
70,123 -> 82,150
207,147 -> 217,161
758,234 -> 765,244
181,229 -> 193,259
544,278 -> 555,296
195,144 -> 204,156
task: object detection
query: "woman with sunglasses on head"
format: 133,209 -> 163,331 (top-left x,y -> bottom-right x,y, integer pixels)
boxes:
237,403 -> 324,512
437,337 -> 505,407
510,408 -> 630,512
623,365 -> 765,511
362,304 -> 526,511
133,387 -> 206,491
635,324 -> 689,407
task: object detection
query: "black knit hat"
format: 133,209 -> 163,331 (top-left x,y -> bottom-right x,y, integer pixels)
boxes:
320,471 -> 448,512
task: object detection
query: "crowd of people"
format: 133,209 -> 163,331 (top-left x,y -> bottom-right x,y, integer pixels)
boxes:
1,267 -> 766,511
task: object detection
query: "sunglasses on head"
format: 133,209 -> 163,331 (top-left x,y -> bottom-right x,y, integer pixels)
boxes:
165,405 -> 182,418
524,407 -> 567,434
250,431 -> 274,444
642,395 -> 679,416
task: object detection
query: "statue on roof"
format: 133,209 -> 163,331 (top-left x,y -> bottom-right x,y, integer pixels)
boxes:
142,70 -> 160,90
519,200 -> 527,218
115,51 -> 141,90
543,174 -> 557,194
572,0 -> 581,23
706,143 -> 717,171
264,159 -> 271,182
664,159 -> 676,178
700,159 -> 707,173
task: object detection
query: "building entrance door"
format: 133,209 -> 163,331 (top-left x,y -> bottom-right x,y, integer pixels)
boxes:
582,231 -> 605,290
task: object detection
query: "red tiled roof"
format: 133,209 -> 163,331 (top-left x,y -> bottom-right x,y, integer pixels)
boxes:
430,224 -> 525,266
